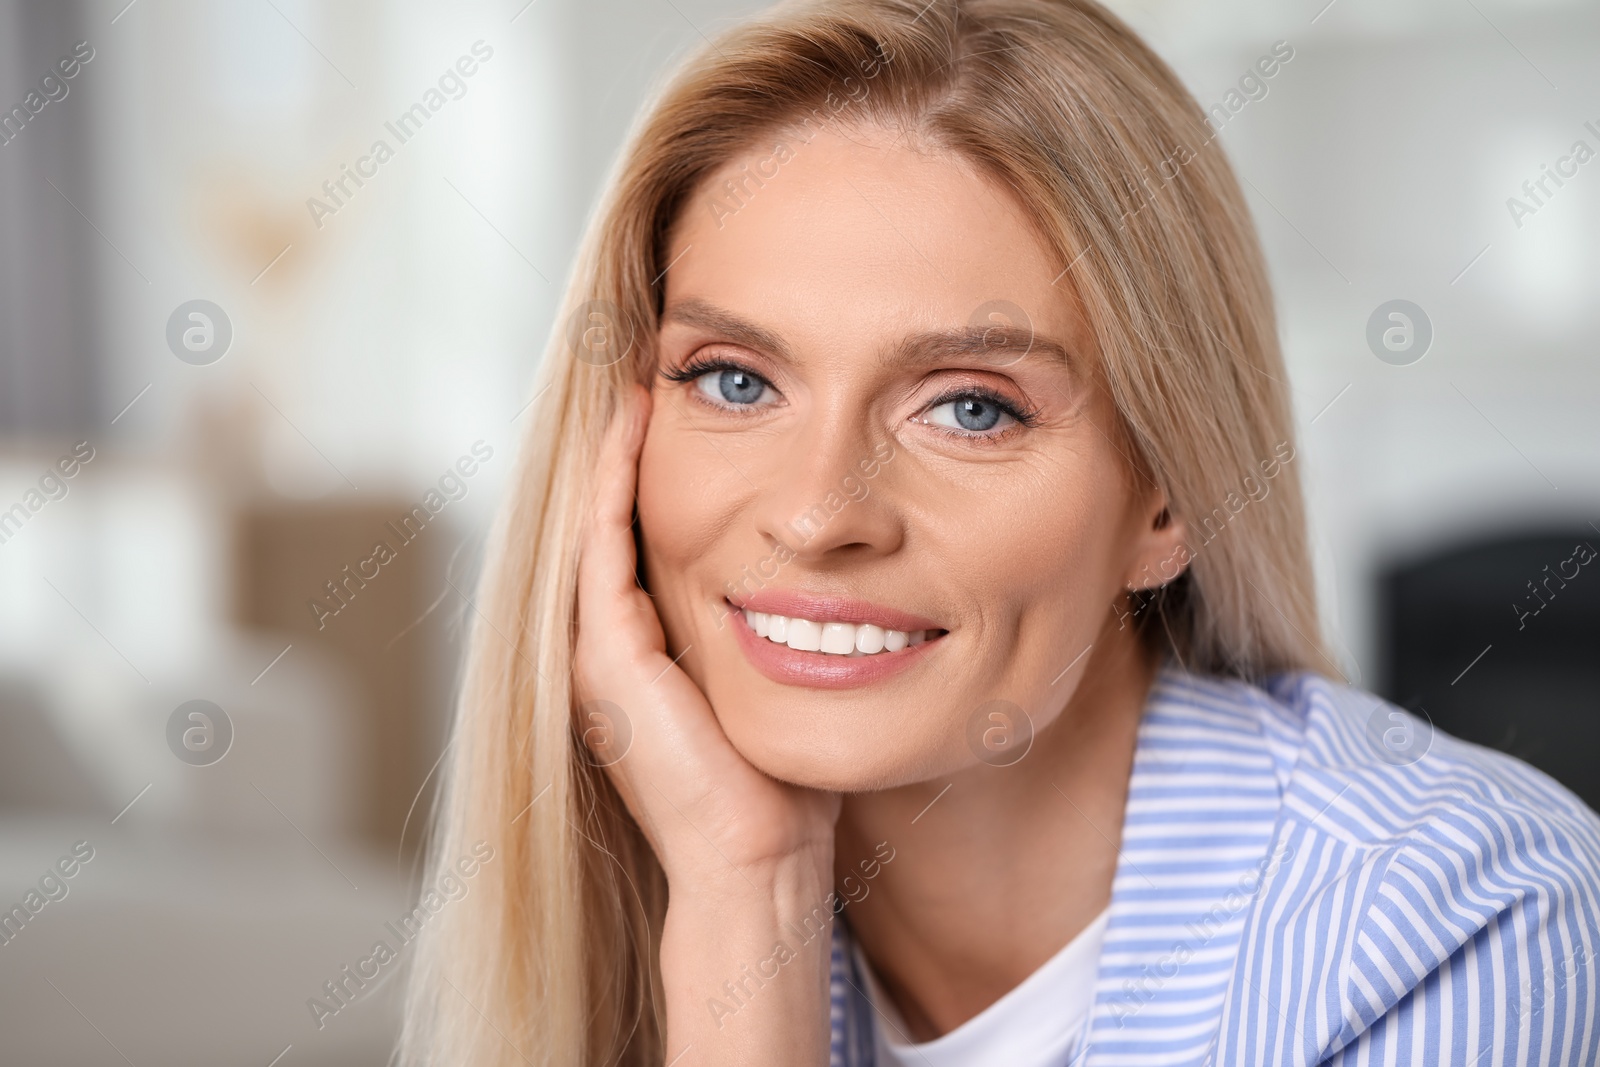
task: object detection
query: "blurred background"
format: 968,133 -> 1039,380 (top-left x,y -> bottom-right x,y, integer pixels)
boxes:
0,0 -> 1595,1062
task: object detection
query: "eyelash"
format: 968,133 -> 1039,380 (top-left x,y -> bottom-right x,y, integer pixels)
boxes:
659,354 -> 751,388
659,354 -> 1042,438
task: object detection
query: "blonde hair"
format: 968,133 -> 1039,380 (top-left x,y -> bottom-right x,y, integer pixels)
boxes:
398,0 -> 1326,1063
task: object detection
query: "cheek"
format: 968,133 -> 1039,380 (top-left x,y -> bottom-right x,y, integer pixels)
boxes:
636,427 -> 690,562
956,459 -> 1134,731
997,473 -> 1100,574
636,412 -> 746,619
639,428 -> 709,578
637,424 -> 703,648
928,458 -> 1127,632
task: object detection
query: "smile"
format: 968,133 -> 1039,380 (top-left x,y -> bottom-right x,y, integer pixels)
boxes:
741,609 -> 936,657
725,594 -> 948,689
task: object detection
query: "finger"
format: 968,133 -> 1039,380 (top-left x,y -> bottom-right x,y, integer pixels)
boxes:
573,387 -> 755,833
578,383 -> 654,628
571,389 -> 654,815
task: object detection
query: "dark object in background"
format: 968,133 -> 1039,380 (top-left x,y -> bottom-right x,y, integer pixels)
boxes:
1378,530 -> 1600,813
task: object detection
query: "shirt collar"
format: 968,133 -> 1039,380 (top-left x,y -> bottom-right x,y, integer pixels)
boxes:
827,663 -> 1293,1067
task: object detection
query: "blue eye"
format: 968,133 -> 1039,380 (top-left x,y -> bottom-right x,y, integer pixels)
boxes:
700,367 -> 769,406
928,396 -> 1011,435
662,356 -> 779,410
922,394 -> 1018,434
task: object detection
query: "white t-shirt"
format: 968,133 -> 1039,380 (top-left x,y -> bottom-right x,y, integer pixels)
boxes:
852,905 -> 1111,1067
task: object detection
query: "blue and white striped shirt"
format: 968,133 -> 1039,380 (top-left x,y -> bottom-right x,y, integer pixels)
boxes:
827,665 -> 1600,1065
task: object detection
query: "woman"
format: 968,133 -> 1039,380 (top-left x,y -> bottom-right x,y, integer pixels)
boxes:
398,1 -> 1600,1064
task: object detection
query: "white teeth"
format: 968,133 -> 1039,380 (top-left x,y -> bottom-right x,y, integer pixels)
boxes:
786,617 -> 823,652
855,624 -> 885,654
741,608 -> 937,657
820,622 -> 856,655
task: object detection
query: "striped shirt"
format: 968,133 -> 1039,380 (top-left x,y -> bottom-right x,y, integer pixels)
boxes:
827,664 -> 1600,1065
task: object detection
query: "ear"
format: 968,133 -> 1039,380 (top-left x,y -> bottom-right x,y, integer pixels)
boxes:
1123,489 -> 1190,592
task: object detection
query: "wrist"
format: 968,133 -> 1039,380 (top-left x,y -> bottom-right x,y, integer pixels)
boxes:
662,841 -> 836,954
658,847 -> 838,1064
662,830 -> 835,904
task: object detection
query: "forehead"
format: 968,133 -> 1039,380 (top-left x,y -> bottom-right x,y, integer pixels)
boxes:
661,124 -> 1084,355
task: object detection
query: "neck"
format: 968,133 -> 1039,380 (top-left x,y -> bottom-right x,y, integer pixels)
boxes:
833,623 -> 1158,1042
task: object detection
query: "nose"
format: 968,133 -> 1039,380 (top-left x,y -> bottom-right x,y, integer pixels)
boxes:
748,413 -> 903,566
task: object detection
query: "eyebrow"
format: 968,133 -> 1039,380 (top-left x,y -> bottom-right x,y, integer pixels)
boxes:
889,325 -> 1071,370
661,298 -> 794,360
660,297 -> 1073,370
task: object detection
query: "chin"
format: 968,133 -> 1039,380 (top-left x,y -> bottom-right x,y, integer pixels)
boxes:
713,697 -> 957,794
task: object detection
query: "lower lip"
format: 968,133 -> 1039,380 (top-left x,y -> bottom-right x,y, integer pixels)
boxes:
729,605 -> 945,689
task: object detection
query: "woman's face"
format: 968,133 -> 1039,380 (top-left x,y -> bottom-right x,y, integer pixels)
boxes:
636,124 -> 1184,792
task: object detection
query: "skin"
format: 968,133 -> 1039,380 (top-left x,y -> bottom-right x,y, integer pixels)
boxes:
573,123 -> 1190,1064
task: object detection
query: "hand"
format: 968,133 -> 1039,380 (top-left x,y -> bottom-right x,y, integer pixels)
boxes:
574,383 -> 840,1064
574,381 -> 840,891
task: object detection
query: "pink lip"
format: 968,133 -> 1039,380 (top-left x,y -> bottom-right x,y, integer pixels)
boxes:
726,596 -> 947,690
729,591 -> 945,635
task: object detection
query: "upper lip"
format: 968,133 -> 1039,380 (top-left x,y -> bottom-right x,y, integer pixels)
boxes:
727,590 -> 946,634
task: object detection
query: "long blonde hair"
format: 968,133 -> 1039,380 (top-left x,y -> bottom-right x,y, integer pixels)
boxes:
398,1 -> 1326,1063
